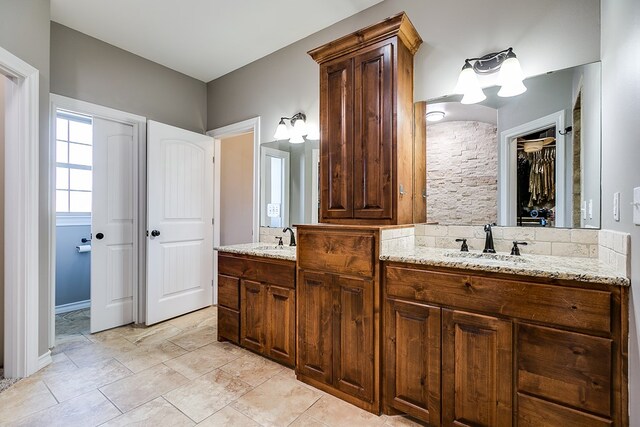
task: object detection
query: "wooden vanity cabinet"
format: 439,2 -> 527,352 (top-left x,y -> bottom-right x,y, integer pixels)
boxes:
383,262 -> 628,427
217,253 -> 296,367
308,12 -> 424,225
296,225 -> 381,413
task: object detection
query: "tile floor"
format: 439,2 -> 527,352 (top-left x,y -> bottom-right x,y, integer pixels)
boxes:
0,306 -> 422,426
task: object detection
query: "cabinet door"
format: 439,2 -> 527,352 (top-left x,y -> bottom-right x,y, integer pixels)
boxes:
353,43 -> 393,219
297,270 -> 334,384
334,275 -> 374,402
320,57 -> 354,220
266,284 -> 295,367
385,299 -> 441,425
442,310 -> 513,427
240,279 -> 266,353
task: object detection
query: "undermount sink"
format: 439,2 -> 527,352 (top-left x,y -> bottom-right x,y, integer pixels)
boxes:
444,251 -> 527,264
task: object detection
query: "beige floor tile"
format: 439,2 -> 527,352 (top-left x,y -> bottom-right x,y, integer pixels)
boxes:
168,326 -> 218,351
100,364 -> 189,413
164,342 -> 245,380
382,414 -> 425,427
289,413 -> 328,426
219,352 -> 284,387
168,307 -> 217,330
44,358 -> 132,402
30,353 -> 78,383
51,333 -> 92,355
164,369 -> 253,422
115,340 -> 187,373
117,322 -> 183,345
231,374 -> 322,427
198,406 -> 260,426
102,396 -> 194,427
65,337 -> 137,368
303,394 -> 385,427
8,389 -> 121,427
0,378 -> 58,424
277,369 -> 328,396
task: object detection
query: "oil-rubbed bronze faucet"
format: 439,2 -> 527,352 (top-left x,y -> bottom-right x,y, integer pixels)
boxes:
283,227 -> 296,247
483,224 -> 496,253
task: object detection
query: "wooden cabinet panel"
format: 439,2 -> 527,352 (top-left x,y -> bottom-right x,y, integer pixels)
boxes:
517,323 -> 612,416
353,43 -> 393,220
385,299 -> 441,425
218,254 -> 295,289
442,309 -> 512,427
218,306 -> 239,344
266,284 -> 295,367
218,274 -> 239,310
297,270 -> 334,384
334,275 -> 374,402
385,265 -> 612,333
518,393 -> 612,427
240,280 -> 266,354
320,57 -> 354,220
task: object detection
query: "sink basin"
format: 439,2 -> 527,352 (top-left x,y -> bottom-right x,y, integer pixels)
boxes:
253,245 -> 295,251
444,251 -> 527,264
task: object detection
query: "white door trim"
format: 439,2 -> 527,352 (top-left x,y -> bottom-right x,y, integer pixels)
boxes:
207,117 -> 260,305
498,110 -> 566,227
0,46 -> 40,377
48,94 -> 146,347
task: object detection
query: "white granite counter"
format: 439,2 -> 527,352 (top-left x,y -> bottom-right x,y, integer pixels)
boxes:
380,246 -> 630,287
215,242 -> 296,262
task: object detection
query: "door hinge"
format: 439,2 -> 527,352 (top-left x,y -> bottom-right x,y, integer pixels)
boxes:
211,280 -> 214,287
212,156 -> 215,163
211,218 -> 214,225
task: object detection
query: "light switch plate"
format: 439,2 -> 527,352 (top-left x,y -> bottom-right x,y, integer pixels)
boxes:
634,187 -> 640,225
613,192 -> 620,222
588,199 -> 593,219
582,201 -> 587,220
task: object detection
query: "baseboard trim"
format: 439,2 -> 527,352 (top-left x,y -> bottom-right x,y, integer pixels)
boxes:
37,351 -> 52,371
55,300 -> 90,315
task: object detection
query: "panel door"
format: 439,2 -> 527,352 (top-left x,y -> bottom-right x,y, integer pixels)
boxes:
240,279 -> 266,353
297,270 -> 334,383
146,120 -> 213,325
353,43 -> 394,219
385,299 -> 441,425
442,309 -> 513,427
266,284 -> 295,367
334,275 -> 374,402
320,57 -> 354,220
91,117 -> 135,333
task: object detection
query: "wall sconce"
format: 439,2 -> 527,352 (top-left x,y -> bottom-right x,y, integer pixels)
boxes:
273,112 -> 319,143
454,47 -> 526,104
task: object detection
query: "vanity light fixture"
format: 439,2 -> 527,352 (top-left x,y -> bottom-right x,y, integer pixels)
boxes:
455,47 -> 527,104
425,111 -> 446,122
273,112 -> 319,144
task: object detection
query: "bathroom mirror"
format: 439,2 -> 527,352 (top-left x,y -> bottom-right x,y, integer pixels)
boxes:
421,61 -> 601,229
259,139 -> 319,228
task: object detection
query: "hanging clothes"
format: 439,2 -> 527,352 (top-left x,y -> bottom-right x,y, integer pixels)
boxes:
526,147 -> 556,207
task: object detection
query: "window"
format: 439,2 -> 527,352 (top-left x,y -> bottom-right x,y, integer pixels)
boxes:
56,110 -> 92,214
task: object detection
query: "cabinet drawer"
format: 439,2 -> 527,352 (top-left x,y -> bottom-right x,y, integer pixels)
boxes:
518,394 -> 611,427
517,324 -> 612,417
218,275 -> 239,310
218,306 -> 239,344
298,230 -> 376,277
218,254 -> 295,288
385,266 -> 612,333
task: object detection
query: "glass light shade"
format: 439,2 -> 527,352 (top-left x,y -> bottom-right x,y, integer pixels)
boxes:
292,119 -> 308,136
305,123 -> 320,140
426,111 -> 445,122
498,80 -> 527,97
461,85 -> 486,104
273,120 -> 289,140
498,56 -> 526,97
289,134 -> 305,144
454,64 -> 479,95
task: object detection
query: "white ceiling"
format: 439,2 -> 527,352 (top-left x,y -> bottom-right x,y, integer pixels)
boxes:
50,0 -> 383,82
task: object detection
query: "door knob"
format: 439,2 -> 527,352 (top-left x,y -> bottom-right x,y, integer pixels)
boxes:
151,230 -> 161,237
95,233 -> 104,240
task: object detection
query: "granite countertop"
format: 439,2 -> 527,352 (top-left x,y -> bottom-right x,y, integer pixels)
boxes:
215,242 -> 296,261
380,246 -> 630,287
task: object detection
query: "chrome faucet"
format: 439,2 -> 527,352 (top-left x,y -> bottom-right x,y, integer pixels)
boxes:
283,227 -> 296,247
483,224 -> 496,253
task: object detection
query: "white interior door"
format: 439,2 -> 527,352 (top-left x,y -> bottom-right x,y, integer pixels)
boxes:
91,118 -> 136,333
146,120 -> 214,325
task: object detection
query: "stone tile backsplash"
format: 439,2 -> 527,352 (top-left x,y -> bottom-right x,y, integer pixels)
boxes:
380,226 -> 415,252
259,226 -> 296,245
598,229 -> 631,276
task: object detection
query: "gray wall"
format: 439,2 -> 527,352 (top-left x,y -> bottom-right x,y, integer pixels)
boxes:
207,0 -> 600,142
0,76 -> 4,365
600,0 -> 640,424
55,225 -> 90,307
0,0 -> 51,359
51,22 -> 207,133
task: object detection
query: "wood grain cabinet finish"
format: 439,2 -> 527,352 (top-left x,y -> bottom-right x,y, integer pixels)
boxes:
296,225 -> 381,413
309,12 -> 424,225
382,262 -> 628,426
217,253 -> 295,368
